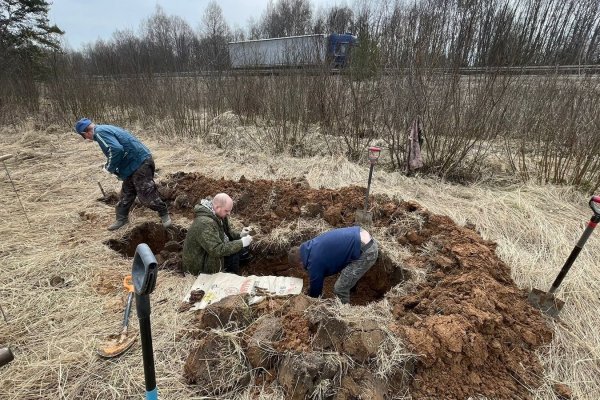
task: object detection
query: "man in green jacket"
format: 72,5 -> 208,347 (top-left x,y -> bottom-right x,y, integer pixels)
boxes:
182,193 -> 253,275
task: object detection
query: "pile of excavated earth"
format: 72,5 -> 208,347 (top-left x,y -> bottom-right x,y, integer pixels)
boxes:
105,172 -> 558,399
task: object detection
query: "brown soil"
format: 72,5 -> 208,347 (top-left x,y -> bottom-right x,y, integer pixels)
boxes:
388,213 -> 553,398
275,311 -> 312,353
106,172 -> 554,399
157,172 -> 383,232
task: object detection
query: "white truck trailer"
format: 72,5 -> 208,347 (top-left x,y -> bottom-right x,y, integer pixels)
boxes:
228,33 -> 357,69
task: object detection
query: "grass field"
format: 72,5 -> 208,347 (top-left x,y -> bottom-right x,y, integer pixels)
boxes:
1,120 -> 599,399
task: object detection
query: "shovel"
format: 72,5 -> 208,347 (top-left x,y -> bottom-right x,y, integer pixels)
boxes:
528,196 -> 600,317
355,146 -> 381,227
97,275 -> 136,358
97,181 -> 107,200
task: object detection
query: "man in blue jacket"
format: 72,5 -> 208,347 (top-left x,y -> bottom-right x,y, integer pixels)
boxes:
288,226 -> 378,304
74,118 -> 171,231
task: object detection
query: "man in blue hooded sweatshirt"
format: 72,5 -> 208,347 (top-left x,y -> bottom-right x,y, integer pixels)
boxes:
74,118 -> 171,231
288,226 -> 378,304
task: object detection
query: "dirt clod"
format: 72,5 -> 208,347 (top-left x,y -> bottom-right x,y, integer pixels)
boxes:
343,326 -> 386,363
337,368 -> 388,400
49,276 -> 65,287
195,295 -> 253,330
245,316 -> 283,369
553,383 -> 573,399
277,352 -> 338,400
183,332 -> 251,396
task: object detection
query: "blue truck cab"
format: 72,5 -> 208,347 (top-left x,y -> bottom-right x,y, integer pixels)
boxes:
328,33 -> 358,68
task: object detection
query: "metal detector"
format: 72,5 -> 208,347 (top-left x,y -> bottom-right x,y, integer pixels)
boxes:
132,243 -> 158,400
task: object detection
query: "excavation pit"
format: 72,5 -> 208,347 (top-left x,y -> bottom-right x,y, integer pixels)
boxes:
241,251 -> 405,305
105,222 -> 405,305
104,222 -> 187,270
102,172 -> 556,399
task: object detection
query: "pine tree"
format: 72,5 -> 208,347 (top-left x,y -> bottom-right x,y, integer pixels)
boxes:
0,0 -> 63,77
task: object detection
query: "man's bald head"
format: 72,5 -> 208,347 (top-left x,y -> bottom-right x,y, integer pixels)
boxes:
213,193 -> 233,218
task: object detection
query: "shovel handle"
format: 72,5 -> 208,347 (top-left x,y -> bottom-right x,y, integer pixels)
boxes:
121,292 -> 134,335
119,275 -> 134,335
549,204 -> 600,293
365,163 -> 375,210
97,182 -> 106,198
590,196 -> 600,217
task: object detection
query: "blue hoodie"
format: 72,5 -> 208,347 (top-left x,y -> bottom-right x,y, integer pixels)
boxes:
299,226 -> 362,297
93,124 -> 151,180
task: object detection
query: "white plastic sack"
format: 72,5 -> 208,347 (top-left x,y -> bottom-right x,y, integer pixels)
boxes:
183,272 -> 304,311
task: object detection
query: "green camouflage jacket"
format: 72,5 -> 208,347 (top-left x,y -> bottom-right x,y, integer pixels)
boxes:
182,200 -> 243,275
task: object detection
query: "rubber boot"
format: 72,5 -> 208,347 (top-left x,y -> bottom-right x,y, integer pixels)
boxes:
108,209 -> 129,231
160,213 -> 172,228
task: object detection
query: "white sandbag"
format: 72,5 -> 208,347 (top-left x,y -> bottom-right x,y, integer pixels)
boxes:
183,272 -> 303,310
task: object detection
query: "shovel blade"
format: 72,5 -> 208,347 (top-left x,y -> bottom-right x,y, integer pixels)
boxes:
355,209 -> 372,227
528,288 -> 565,318
96,334 -> 136,358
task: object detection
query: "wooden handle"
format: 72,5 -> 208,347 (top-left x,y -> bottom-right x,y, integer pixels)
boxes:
0,154 -> 13,162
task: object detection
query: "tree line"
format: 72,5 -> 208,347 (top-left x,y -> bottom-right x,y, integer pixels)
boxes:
2,0 -> 599,78
2,0 -> 600,191
70,0 -> 600,75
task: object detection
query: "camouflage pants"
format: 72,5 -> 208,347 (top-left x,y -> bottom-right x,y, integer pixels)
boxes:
224,248 -> 252,275
116,157 -> 168,217
334,240 -> 379,304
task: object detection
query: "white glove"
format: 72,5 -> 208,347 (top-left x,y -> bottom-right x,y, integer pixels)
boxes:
241,235 -> 253,247
240,227 -> 252,237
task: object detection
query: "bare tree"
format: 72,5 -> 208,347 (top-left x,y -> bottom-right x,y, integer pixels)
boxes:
260,0 -> 313,38
312,12 -> 325,34
172,17 -> 196,72
111,29 -> 144,74
142,6 -> 177,72
198,1 -> 231,69
326,6 -> 354,34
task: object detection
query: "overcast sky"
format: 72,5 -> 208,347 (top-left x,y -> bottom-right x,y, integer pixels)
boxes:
48,0 -> 347,50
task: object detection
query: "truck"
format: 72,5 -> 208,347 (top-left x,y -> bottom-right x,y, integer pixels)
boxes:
227,33 -> 357,69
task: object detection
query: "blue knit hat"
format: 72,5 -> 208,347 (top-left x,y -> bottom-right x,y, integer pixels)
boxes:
75,118 -> 92,135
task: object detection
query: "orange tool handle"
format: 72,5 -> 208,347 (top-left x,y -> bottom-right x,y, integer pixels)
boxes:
123,275 -> 134,293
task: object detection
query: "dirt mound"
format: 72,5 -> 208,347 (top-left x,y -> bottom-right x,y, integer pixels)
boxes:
157,172 -> 405,233
388,214 -> 553,398
108,173 -> 553,398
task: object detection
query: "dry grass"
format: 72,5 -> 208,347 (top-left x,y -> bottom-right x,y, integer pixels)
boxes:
256,218 -> 330,255
319,299 -> 415,383
1,120 -> 599,399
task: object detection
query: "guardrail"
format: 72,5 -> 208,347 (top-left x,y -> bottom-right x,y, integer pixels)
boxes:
87,64 -> 600,80
388,64 -> 600,75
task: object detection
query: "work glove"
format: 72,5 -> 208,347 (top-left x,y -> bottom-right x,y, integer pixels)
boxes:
241,235 -> 253,247
240,227 -> 252,237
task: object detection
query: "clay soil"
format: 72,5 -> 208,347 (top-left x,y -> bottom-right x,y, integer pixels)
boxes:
111,172 -> 555,399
